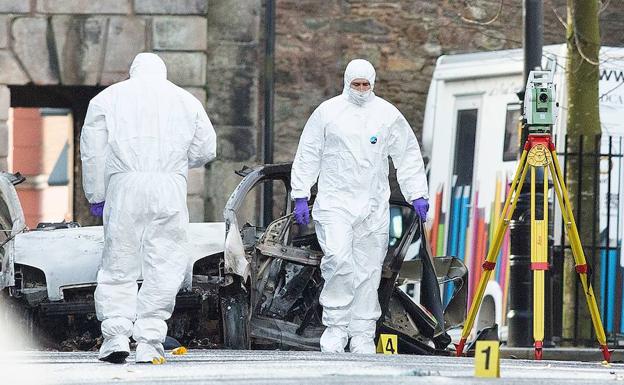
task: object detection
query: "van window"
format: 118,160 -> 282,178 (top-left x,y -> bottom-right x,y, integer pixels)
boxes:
453,109 -> 478,186
503,104 -> 522,161
238,179 -> 290,228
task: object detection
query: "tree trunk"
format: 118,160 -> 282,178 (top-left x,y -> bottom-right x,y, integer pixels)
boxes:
561,0 -> 601,345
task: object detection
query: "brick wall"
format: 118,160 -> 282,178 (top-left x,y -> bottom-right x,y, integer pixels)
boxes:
10,108 -> 73,227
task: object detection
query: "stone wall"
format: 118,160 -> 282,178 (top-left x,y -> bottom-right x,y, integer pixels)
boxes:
272,0 -> 624,164
204,0 -> 261,221
0,0 -> 262,224
0,86 -> 9,172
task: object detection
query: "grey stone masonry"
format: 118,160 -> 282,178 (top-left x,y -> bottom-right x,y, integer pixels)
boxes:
215,126 -> 256,162
153,16 -> 207,50
0,85 -> 8,170
0,86 -> 8,121
12,17 -> 60,84
0,50 -> 28,84
205,67 -> 255,127
209,0 -> 259,43
203,0 -> 261,221
0,1 -> 30,13
205,160 -> 250,222
159,52 -> 206,86
0,121 -> 8,159
187,167 -> 205,196
187,195 -> 205,223
206,42 -> 257,70
135,0 -> 208,15
101,17 -> 147,84
0,16 -> 8,49
187,166 -> 206,222
52,16 -> 108,85
37,0 -> 131,14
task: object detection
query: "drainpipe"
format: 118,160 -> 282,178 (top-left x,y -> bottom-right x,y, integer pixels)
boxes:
261,0 -> 276,227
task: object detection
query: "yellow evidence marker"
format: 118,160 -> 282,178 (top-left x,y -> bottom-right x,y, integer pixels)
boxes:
376,334 -> 398,354
171,346 -> 188,355
151,357 -> 166,365
474,340 -> 500,378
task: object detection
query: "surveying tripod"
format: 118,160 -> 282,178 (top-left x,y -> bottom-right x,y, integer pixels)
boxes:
454,133 -> 611,362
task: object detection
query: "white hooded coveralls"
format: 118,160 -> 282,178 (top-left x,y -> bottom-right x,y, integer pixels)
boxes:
81,53 -> 216,359
291,59 -> 428,353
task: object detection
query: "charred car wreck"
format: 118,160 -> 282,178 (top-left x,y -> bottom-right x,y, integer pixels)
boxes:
0,164 -> 468,354
221,164 -> 468,354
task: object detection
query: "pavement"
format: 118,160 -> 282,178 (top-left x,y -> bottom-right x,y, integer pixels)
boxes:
500,346 -> 623,362
1,349 -> 624,385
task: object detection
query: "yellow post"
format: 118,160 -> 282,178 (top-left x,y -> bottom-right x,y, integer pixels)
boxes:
530,165 -> 548,359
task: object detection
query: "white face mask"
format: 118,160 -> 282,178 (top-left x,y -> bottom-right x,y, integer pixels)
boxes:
348,87 -> 372,106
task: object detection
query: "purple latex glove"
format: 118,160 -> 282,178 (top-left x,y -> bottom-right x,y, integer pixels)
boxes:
90,201 -> 105,217
293,198 -> 310,225
412,198 -> 429,221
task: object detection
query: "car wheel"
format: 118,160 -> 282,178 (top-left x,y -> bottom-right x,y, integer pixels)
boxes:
220,276 -> 250,349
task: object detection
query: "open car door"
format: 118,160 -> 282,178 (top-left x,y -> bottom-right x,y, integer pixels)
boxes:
0,172 -> 26,291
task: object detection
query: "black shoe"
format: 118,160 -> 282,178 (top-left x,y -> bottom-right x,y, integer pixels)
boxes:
99,351 -> 130,364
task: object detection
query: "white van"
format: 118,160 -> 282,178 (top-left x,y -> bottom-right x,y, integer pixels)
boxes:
421,44 -> 624,338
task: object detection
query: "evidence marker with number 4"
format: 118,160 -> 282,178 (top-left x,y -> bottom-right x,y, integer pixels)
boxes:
376,334 -> 398,354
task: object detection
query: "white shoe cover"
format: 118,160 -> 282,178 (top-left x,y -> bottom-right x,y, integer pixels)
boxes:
349,335 -> 376,354
135,342 -> 165,363
320,326 -> 349,353
98,335 -> 130,362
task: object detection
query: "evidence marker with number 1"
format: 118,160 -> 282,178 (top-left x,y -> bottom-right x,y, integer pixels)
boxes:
474,340 -> 500,378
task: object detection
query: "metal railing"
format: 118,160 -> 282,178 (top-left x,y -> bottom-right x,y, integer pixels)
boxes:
550,134 -> 624,346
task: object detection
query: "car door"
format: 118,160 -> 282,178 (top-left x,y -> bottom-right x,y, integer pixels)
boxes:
0,173 -> 26,290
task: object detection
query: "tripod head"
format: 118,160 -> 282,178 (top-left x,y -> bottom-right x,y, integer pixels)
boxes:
523,70 -> 559,135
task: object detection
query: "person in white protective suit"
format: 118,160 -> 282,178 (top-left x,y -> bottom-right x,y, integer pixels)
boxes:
81,53 -> 217,364
290,59 -> 429,354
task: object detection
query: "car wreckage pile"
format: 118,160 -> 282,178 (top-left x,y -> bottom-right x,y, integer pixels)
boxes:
0,164 -> 467,354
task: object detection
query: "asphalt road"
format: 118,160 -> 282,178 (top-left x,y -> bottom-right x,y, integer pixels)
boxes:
1,350 -> 623,385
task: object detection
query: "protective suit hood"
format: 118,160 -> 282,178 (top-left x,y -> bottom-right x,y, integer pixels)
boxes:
342,59 -> 376,106
129,53 -> 167,80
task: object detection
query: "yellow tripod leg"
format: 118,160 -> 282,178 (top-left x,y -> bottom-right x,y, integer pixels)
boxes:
456,150 -> 530,356
549,150 -> 611,362
531,165 -> 549,360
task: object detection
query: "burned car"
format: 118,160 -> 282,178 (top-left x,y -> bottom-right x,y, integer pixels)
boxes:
0,163 -> 468,354
0,171 -> 225,349
220,163 -> 468,354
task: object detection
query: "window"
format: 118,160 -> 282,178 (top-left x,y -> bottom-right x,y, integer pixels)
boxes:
453,109 -> 478,186
503,104 -> 521,161
238,179 -> 290,228
388,204 -> 416,252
